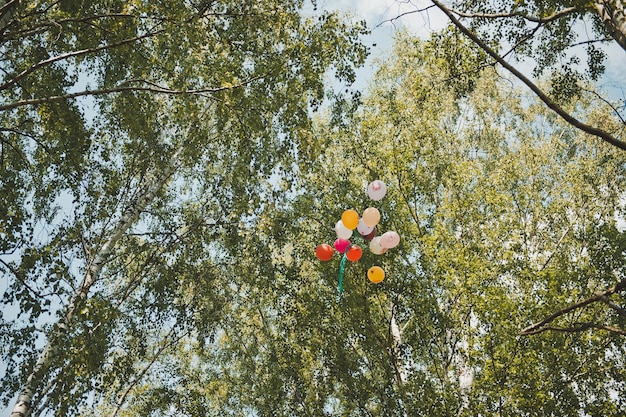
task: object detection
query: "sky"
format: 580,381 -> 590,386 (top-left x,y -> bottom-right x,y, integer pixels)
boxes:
318,0 -> 448,91
322,0 -> 626,102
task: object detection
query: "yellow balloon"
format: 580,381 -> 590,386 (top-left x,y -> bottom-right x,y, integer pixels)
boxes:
367,266 -> 385,284
341,209 -> 359,230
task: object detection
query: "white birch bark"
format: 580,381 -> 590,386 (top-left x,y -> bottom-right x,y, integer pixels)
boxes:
9,149 -> 180,417
595,0 -> 626,52
0,0 -> 17,32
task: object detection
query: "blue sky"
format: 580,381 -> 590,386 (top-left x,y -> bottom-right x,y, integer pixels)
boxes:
322,0 -> 447,91
325,0 -> 626,102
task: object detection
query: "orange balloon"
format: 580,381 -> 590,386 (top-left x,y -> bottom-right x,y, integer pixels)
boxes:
367,266 -> 385,284
341,209 -> 359,230
315,244 -> 334,261
362,207 -> 380,228
346,245 -> 362,262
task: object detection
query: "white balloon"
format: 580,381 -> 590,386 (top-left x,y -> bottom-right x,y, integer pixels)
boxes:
369,236 -> 387,255
335,220 -> 353,240
367,180 -> 387,201
357,218 -> 374,236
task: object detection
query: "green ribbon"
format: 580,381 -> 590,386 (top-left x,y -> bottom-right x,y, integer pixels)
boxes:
337,250 -> 348,301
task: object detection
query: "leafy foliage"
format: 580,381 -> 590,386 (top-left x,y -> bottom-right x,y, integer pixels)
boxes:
419,0 -> 626,149
0,0 -> 367,415
2,1 -> 626,416
166,33 -> 626,416
452,0 -> 611,78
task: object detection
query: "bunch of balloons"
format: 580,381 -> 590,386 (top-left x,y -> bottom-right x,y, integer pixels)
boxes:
315,180 -> 400,298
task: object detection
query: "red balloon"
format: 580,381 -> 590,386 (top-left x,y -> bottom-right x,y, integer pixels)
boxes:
315,244 -> 334,261
334,238 -> 351,253
346,245 -> 363,262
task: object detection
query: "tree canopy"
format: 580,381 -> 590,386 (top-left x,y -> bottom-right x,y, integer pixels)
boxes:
394,0 -> 626,149
194,32 -> 626,416
0,1 -> 367,415
2,1 -> 626,416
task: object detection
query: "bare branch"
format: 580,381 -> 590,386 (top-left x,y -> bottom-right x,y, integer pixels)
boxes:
581,85 -> 626,125
589,323 -> 626,335
430,0 -> 626,151
499,21 -> 543,61
0,0 -> 18,16
376,5 -> 438,29
0,127 -> 53,154
570,37 -> 615,47
0,76 -> 264,111
520,277 -> 626,335
446,5 -> 580,24
0,29 -> 165,92
522,322 -> 626,336
0,0 -> 18,33
0,257 -> 45,300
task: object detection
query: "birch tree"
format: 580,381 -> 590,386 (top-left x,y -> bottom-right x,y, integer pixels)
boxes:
389,0 -> 626,150
0,1 -> 367,415
181,32 -> 626,416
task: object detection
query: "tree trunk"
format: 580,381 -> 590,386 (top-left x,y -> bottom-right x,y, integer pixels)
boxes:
9,148 -> 180,417
595,0 -> 626,52
0,0 -> 17,33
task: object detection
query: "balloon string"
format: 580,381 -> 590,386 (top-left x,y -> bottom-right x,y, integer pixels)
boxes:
337,251 -> 348,301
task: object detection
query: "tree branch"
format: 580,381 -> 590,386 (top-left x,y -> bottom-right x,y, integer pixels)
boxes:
522,322 -> 626,336
520,277 -> 626,336
430,0 -> 626,151
0,126 -> 54,155
445,5 -> 580,24
0,76 -> 263,111
0,0 -> 18,33
0,29 -> 165,92
0,257 -> 45,299
376,5 -> 438,29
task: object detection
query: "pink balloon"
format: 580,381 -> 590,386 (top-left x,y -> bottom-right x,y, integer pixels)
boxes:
380,231 -> 400,249
367,180 -> 387,201
334,238 -> 351,253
